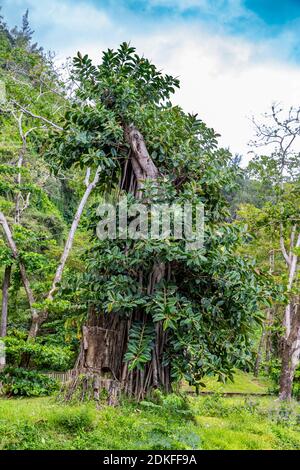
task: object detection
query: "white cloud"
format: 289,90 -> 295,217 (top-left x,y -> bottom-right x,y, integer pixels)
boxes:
76,21 -> 300,161
38,2 -> 110,30
2,0 -> 113,56
60,27 -> 300,161
5,0 -> 110,29
3,0 -> 300,161
130,26 -> 300,160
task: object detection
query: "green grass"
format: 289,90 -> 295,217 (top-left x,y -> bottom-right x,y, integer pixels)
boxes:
199,369 -> 272,394
194,395 -> 300,450
0,393 -> 299,450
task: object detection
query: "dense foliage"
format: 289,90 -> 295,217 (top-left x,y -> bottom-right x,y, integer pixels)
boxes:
0,366 -> 58,396
45,42 -> 273,391
0,11 -> 298,402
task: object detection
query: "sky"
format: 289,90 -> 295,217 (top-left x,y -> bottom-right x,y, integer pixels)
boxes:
1,0 -> 300,160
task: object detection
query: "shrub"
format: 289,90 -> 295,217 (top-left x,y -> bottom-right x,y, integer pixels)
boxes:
197,393 -> 230,418
140,390 -> 195,421
0,367 -> 59,396
3,336 -> 74,371
52,407 -> 95,433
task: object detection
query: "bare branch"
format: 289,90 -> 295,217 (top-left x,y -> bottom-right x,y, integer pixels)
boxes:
47,166 -> 101,301
20,192 -> 31,214
280,224 -> 291,266
84,167 -> 91,187
10,100 -> 63,131
289,225 -> 297,257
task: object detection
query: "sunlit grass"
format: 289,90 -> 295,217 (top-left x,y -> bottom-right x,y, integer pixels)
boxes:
200,369 -> 272,394
0,392 -> 299,450
181,369 -> 272,394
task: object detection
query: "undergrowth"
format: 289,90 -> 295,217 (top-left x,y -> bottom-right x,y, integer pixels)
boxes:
0,394 -> 299,450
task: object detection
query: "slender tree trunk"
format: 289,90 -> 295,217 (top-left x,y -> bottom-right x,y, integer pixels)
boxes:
47,167 -> 100,301
0,265 -> 11,370
279,231 -> 300,399
0,212 -> 38,366
0,211 -> 37,320
279,344 -> 293,400
254,307 -> 273,376
279,300 -> 300,400
255,250 -> 275,378
27,167 -> 101,340
264,311 -> 273,373
254,325 -> 266,377
14,145 -> 25,224
1,265 -> 11,338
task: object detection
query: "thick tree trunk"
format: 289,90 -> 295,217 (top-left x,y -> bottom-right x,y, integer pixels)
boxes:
68,125 -> 171,402
279,339 -> 297,400
67,309 -> 170,402
64,310 -> 125,404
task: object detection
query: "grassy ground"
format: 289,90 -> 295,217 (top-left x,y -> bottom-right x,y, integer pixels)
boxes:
198,369 -> 272,394
0,392 -> 299,450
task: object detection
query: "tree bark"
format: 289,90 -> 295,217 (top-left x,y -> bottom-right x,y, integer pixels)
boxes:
68,125 -> 170,402
279,341 -> 294,400
279,300 -> 300,400
279,231 -> 300,399
254,325 -> 266,377
254,307 -> 273,377
0,265 -> 12,370
125,125 -> 169,396
279,338 -> 299,400
264,306 -> 274,372
0,211 -> 38,321
1,265 -> 11,339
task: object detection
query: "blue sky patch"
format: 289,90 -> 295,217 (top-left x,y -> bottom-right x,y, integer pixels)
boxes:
1,0 -> 300,157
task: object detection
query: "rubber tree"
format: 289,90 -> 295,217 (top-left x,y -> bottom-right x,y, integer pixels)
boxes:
48,43 -> 269,401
